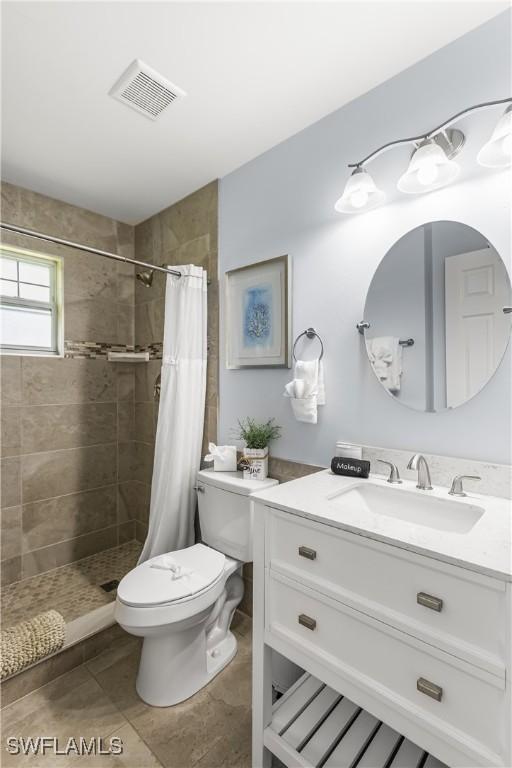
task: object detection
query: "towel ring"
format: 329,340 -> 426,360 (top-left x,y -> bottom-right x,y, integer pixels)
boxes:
292,327 -> 324,361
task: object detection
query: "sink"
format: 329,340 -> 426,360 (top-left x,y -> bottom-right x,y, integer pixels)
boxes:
328,482 -> 485,533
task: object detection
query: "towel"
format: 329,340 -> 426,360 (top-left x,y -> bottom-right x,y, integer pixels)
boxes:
150,554 -> 192,580
284,359 -> 325,423
317,360 -> 326,405
366,336 -> 402,392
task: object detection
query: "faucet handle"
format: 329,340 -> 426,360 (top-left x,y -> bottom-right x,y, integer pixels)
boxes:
378,460 -> 402,484
449,475 -> 481,497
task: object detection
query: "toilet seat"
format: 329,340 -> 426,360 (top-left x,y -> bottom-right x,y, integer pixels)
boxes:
117,544 -> 226,608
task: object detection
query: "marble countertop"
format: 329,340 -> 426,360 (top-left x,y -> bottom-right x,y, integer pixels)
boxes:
252,470 -> 512,582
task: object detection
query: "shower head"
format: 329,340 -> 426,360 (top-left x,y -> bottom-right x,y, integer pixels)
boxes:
136,268 -> 154,287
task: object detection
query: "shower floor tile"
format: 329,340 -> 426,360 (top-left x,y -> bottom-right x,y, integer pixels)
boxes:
1,541 -> 142,628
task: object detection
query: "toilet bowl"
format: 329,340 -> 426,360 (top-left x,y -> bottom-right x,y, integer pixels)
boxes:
116,543 -> 243,706
115,470 -> 278,706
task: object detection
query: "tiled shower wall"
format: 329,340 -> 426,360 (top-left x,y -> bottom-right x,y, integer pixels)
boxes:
0,183 -> 137,585
1,180 -> 220,585
128,181 -> 219,543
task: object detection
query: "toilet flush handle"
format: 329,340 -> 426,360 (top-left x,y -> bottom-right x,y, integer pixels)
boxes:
194,484 -> 205,493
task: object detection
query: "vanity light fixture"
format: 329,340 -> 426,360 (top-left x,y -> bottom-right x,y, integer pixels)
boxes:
397,133 -> 461,194
477,104 -> 512,168
335,97 -> 511,214
334,167 -> 385,214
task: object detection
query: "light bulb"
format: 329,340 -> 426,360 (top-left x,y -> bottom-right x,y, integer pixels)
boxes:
398,139 -> 458,194
334,167 -> 385,214
477,106 -> 512,168
350,189 -> 369,209
417,162 -> 439,186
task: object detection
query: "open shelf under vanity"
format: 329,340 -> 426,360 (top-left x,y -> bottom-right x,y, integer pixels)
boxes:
267,673 -> 447,768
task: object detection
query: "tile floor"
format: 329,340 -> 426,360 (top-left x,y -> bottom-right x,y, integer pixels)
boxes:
1,542 -> 142,627
1,612 -> 252,768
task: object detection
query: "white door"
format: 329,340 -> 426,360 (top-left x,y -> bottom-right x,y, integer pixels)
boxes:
445,247 -> 510,408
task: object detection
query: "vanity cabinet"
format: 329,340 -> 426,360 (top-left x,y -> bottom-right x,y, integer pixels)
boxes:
252,502 -> 512,768
268,510 -> 506,671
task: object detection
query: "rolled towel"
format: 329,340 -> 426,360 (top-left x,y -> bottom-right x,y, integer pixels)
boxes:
1,610 -> 65,679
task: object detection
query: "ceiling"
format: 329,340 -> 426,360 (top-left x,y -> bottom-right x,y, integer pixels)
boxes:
1,1 -> 508,224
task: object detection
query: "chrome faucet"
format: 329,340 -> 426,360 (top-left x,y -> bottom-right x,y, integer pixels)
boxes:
377,460 -> 402,484
449,474 -> 481,497
407,454 -> 433,490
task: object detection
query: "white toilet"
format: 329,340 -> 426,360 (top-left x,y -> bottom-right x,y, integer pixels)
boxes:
115,469 -> 278,706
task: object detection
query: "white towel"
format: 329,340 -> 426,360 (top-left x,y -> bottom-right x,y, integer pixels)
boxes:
366,336 -> 402,392
150,554 -> 192,580
284,359 -> 325,423
317,361 -> 326,405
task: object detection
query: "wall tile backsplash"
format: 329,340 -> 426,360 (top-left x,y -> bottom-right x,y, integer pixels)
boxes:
63,341 -> 163,359
361,444 -> 512,500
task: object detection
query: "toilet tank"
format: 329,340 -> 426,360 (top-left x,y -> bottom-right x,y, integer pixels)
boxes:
196,470 -> 278,562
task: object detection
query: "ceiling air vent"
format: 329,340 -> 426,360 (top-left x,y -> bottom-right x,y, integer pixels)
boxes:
109,59 -> 186,120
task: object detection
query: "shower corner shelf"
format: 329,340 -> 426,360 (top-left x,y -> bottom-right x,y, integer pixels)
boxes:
265,673 -> 447,768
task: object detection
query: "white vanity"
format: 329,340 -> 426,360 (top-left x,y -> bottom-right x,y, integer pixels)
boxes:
251,470 -> 511,768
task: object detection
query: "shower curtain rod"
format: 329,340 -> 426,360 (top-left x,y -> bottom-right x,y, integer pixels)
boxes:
0,221 -> 182,278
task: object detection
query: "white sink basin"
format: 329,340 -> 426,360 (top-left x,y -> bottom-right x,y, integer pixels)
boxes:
328,482 -> 485,533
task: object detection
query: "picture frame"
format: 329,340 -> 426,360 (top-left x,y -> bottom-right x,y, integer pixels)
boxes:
225,254 -> 291,369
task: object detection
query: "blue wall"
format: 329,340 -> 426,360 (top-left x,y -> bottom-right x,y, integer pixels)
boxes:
218,13 -> 512,466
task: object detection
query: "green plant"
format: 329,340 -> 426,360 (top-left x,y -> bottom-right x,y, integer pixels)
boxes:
237,417 -> 282,450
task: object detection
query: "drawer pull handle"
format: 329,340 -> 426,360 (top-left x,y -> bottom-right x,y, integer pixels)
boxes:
298,546 -> 317,561
417,677 -> 443,702
298,614 -> 317,631
417,592 -> 443,612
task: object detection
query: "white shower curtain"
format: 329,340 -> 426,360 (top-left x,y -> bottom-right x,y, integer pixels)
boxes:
139,264 -> 207,562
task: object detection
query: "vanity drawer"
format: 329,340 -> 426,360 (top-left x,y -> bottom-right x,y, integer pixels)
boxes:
268,510 -> 506,671
267,572 -> 506,763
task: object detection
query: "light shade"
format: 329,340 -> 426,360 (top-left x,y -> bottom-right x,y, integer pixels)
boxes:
334,168 -> 385,214
477,106 -> 512,168
397,139 -> 459,194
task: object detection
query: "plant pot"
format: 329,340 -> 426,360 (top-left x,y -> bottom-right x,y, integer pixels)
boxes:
243,447 -> 269,480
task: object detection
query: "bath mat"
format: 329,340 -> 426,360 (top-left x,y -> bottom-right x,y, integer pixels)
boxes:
0,609 -> 65,679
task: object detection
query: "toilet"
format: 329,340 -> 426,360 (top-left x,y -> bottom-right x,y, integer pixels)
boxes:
115,469 -> 278,706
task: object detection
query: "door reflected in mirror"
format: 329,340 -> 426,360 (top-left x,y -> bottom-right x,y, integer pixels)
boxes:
363,221 -> 511,412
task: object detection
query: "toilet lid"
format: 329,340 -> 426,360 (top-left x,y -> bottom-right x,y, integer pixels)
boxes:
117,544 -> 226,607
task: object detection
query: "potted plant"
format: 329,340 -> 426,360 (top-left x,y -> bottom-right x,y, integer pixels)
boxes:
237,418 -> 282,480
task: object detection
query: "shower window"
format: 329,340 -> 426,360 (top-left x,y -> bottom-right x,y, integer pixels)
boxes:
0,247 -> 63,355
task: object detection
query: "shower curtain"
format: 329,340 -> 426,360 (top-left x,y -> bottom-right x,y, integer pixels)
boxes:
139,264 -> 207,562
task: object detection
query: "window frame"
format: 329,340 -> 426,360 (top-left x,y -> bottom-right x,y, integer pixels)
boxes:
0,246 -> 64,357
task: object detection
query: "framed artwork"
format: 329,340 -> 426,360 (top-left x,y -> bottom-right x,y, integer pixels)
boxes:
225,254 -> 291,369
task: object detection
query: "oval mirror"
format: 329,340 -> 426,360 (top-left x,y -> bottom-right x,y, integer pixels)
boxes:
363,221 -> 511,412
